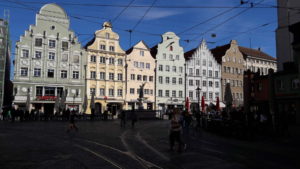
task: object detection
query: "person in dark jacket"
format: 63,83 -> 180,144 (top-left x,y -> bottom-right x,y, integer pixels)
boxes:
67,110 -> 78,132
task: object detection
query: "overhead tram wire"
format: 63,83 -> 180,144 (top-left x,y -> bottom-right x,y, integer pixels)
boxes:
111,0 -> 135,23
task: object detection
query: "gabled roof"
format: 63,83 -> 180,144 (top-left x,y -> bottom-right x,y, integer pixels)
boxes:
126,40 -> 150,55
238,46 -> 276,61
210,44 -> 231,64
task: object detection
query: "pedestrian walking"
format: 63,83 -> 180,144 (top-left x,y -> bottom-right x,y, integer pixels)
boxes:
120,110 -> 126,128
67,110 -> 78,132
169,108 -> 186,153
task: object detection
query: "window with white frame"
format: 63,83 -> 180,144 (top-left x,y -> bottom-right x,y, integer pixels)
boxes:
117,89 -> 123,97
143,75 -> 147,81
100,72 -> 105,80
166,77 -> 170,84
90,71 -> 96,79
203,92 -> 207,99
109,73 -> 114,80
189,91 -> 193,98
196,69 -> 200,76
100,56 -> 106,64
209,92 -> 213,99
137,75 -> 142,81
35,38 -> 42,47
34,68 -> 41,77
159,76 -> 163,84
131,74 -> 135,80
117,59 -> 123,65
165,65 -> 170,72
172,66 -> 176,72
149,76 -> 153,82
203,80 -> 207,87
203,69 -> 206,76
109,58 -> 114,64
209,81 -> 213,87
105,33 -> 110,39
61,70 -> 68,79
109,89 -> 114,96
189,80 -> 193,86
47,69 -> 54,78
100,44 -> 106,50
172,77 -> 176,84
196,80 -> 200,86
130,88 -> 135,94
35,51 -> 42,59
140,62 -> 144,68
172,90 -> 176,97
169,54 -> 173,60
20,67 -> 28,76
165,90 -> 170,97
49,40 -> 56,48
134,61 -> 138,67
179,67 -> 183,73
146,63 -> 150,69
73,71 -> 79,79
140,50 -> 144,56
109,46 -> 115,52
90,88 -> 96,95
179,78 -> 183,84
215,81 -> 219,88
49,52 -> 55,60
215,71 -> 219,78
158,90 -> 163,97
179,91 -> 183,98
22,49 -> 29,58
189,68 -> 193,75
100,88 -> 105,96
159,65 -> 163,71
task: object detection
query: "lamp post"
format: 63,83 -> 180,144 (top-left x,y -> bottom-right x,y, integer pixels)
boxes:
196,86 -> 201,113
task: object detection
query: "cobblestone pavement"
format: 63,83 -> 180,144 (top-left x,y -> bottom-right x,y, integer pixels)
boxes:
0,120 -> 299,169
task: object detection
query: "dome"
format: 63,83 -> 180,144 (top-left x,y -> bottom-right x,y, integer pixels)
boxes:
39,3 -> 68,19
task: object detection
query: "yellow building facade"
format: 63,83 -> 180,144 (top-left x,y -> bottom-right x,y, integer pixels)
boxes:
85,22 -> 126,115
125,41 -> 155,110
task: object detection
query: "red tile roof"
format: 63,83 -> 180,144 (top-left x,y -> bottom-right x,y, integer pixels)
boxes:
238,46 -> 276,61
210,44 -> 231,64
184,48 -> 197,60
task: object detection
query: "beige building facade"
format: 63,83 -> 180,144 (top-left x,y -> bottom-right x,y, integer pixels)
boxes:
125,41 -> 155,110
211,40 -> 245,106
85,22 -> 126,115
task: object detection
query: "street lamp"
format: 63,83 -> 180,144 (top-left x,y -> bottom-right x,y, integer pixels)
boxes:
196,86 -> 201,112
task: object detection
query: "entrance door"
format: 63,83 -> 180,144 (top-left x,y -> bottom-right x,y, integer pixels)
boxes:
95,103 -> 102,114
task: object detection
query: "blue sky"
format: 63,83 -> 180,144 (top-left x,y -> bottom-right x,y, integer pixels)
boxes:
0,0 -> 277,78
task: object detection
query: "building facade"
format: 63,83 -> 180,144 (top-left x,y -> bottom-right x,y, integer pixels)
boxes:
240,46 -> 277,75
211,40 -> 245,106
13,4 -> 86,114
0,18 -> 12,109
125,41 -> 155,110
85,22 -> 126,115
185,40 -> 221,111
151,32 -> 185,111
276,0 -> 300,71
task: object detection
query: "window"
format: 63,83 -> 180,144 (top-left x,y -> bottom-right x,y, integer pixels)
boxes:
90,88 -> 96,95
203,69 -> 206,76
143,75 -> 147,81
169,46 -> 173,51
140,62 -> 144,68
196,69 -> 200,76
209,61 -> 212,67
179,67 -> 183,73
158,65 -> 163,71
90,71 -> 96,79
172,77 -> 176,84
109,58 -> 115,64
209,81 -> 213,87
100,44 -> 106,50
224,66 -> 227,73
73,55 -> 79,63
172,66 -> 176,72
165,90 -> 170,97
48,69 -> 54,78
209,92 -> 213,99
62,41 -> 68,50
49,52 -> 55,60
169,54 -> 173,60
100,57 -> 106,64
131,74 -> 135,80
291,78 -> 300,89
203,80 -> 207,87
189,68 -> 193,75
189,91 -> 193,98
35,38 -> 42,47
100,72 -> 105,80
146,63 -> 150,69
61,70 -> 67,78
35,51 -> 42,59
45,87 -> 55,96
196,60 -> 200,65
172,90 -> 176,97
36,87 -> 43,96
73,71 -> 79,79
117,73 -> 122,81
166,77 -> 170,84
49,40 -> 56,48
203,92 -> 207,99
130,88 -> 135,94
62,54 -> 68,62
109,46 -> 115,52
109,89 -> 114,96
140,50 -> 144,56
196,80 -> 200,86
34,68 -> 41,77
161,65 -> 168,73
134,61 -> 139,67
159,76 -> 163,84
209,70 -> 212,77
215,82 -> 219,88
100,88 -> 105,96
109,73 -> 114,80
158,90 -> 163,97
179,78 -> 183,84
105,33 -> 110,39
22,49 -> 29,58
145,89 -> 149,95
215,92 -> 219,98
202,59 -> 206,66
163,53 -> 166,59
176,55 -> 179,60
179,91 -> 183,98
215,71 -> 218,78
189,80 -> 193,86
117,89 -> 123,97
149,76 -> 153,82
137,75 -> 142,81
150,90 -> 153,95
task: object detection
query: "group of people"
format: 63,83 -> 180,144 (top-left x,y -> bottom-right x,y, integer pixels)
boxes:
119,109 -> 138,128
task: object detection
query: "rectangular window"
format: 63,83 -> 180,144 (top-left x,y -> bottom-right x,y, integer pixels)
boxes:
166,65 -> 170,72
196,80 -> 200,86
149,76 -> 153,82
172,90 -> 176,97
189,91 -> 193,98
215,92 -> 219,98
44,87 -> 55,96
90,55 -> 96,62
62,41 -> 68,50
109,73 -> 114,80
159,76 -> 163,84
189,68 -> 193,75
90,71 -> 96,79
179,91 -> 183,98
166,77 -> 170,84
140,50 -> 144,56
109,89 -> 114,97
169,54 -> 173,60
35,51 -> 42,59
196,60 -> 200,65
179,78 -> 183,84
90,88 -> 96,95
203,92 -> 207,99
109,58 -> 115,65
73,55 -> 79,63
203,69 -> 206,76
100,44 -> 106,50
215,81 -> 219,88
172,77 -> 176,84
118,73 -> 123,81
73,71 -> 79,79
150,90 -> 153,95
134,61 -> 139,67
22,49 -> 29,58
100,56 -> 106,64
49,52 -> 55,60
203,80 -> 207,87
158,90 -> 163,97
158,65 -> 163,71
118,59 -> 123,65
209,70 -> 212,77
189,80 -> 193,86
137,75 -> 142,81
146,63 -> 150,69
109,46 -> 115,52
100,72 -> 105,80
117,89 -> 123,97
36,87 -> 43,96
209,81 -> 213,87
100,88 -> 105,96
179,67 -> 183,73
61,70 -> 68,79
130,88 -> 135,94
143,75 -> 147,81
165,90 -> 170,97
140,62 -> 144,68
49,40 -> 56,48
209,92 -> 213,99
47,69 -> 54,78
34,68 -> 41,77
209,61 -> 212,67
35,38 -> 42,47
215,71 -> 218,78
172,66 -> 176,72
196,69 -> 200,76
131,74 -> 135,80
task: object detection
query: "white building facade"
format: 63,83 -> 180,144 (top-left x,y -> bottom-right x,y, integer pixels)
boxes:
151,32 -> 185,111
185,40 -> 221,111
